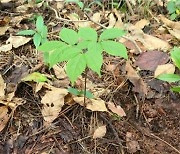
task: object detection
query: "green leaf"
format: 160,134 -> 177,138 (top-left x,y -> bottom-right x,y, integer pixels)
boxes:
101,40 -> 128,59
33,33 -> 42,48
99,28 -> 126,41
17,30 -> 35,36
170,13 -> 177,20
171,47 -> 180,69
79,90 -> 94,99
22,72 -> 47,82
157,74 -> 180,82
167,1 -> 176,14
36,16 -> 44,32
78,27 -> 97,41
171,86 -> 180,92
85,42 -> 103,76
77,1 -> 84,8
41,25 -> 48,39
77,40 -> 90,49
68,87 -> 80,95
66,54 -> 86,84
60,47 -> 82,61
59,28 -> 78,45
38,41 -> 68,67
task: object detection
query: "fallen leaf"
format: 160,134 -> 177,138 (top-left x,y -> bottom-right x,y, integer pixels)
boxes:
0,98 -> 23,109
108,13 -> 116,28
0,44 -> 12,52
41,88 -> 68,123
22,72 -> 48,83
128,24 -> 171,51
135,19 -> 149,29
154,64 -> 175,78
126,61 -> 148,96
93,125 -> 106,139
73,97 -> 108,112
6,36 -> 31,48
113,9 -> 124,28
0,26 -> 9,36
53,65 -> 67,79
159,15 -> 180,30
136,51 -> 169,71
0,106 -> 9,132
0,75 -> 6,99
159,15 -> 180,40
107,102 -> 126,117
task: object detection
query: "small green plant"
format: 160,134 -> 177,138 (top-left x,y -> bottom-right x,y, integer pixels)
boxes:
167,0 -> 180,20
38,27 -> 127,84
68,87 -> 94,98
157,47 -> 180,92
17,16 -> 48,48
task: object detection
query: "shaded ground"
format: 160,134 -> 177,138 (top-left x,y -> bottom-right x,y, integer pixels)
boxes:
0,1 -> 180,154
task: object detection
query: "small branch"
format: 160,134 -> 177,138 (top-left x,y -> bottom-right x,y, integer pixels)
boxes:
125,0 -> 135,16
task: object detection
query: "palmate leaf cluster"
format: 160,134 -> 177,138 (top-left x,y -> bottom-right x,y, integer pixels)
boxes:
17,16 -> 48,48
38,27 -> 128,84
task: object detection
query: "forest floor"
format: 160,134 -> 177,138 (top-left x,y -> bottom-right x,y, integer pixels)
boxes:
0,0 -> 180,154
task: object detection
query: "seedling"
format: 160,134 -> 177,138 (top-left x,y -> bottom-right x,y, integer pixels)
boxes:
17,16 -> 48,48
157,47 -> 180,92
167,0 -> 180,20
38,27 -> 128,102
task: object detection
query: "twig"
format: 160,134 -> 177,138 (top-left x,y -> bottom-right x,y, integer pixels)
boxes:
99,113 -> 124,154
125,0 -> 135,16
150,133 -> 180,154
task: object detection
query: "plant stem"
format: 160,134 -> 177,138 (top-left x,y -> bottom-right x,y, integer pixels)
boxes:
83,68 -> 88,107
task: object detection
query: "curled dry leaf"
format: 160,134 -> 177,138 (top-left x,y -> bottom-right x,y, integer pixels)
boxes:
154,64 -> 175,78
41,88 -> 68,123
107,102 -> 126,117
126,61 -> 148,96
93,125 -> 106,139
73,97 -> 108,112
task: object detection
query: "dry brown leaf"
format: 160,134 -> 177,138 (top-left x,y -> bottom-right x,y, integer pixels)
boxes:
168,29 -> 180,40
53,65 -> 67,79
0,106 -> 9,132
0,98 -> 23,109
0,44 -> 12,52
73,97 -> 108,112
128,24 -> 171,51
0,26 -> 9,36
154,64 -> 175,78
135,19 -> 149,29
126,61 -> 148,96
93,125 -> 106,139
108,13 -> 116,28
159,15 -> 180,30
0,75 -> 5,99
6,36 -> 31,48
41,88 -> 68,123
107,102 -> 126,117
